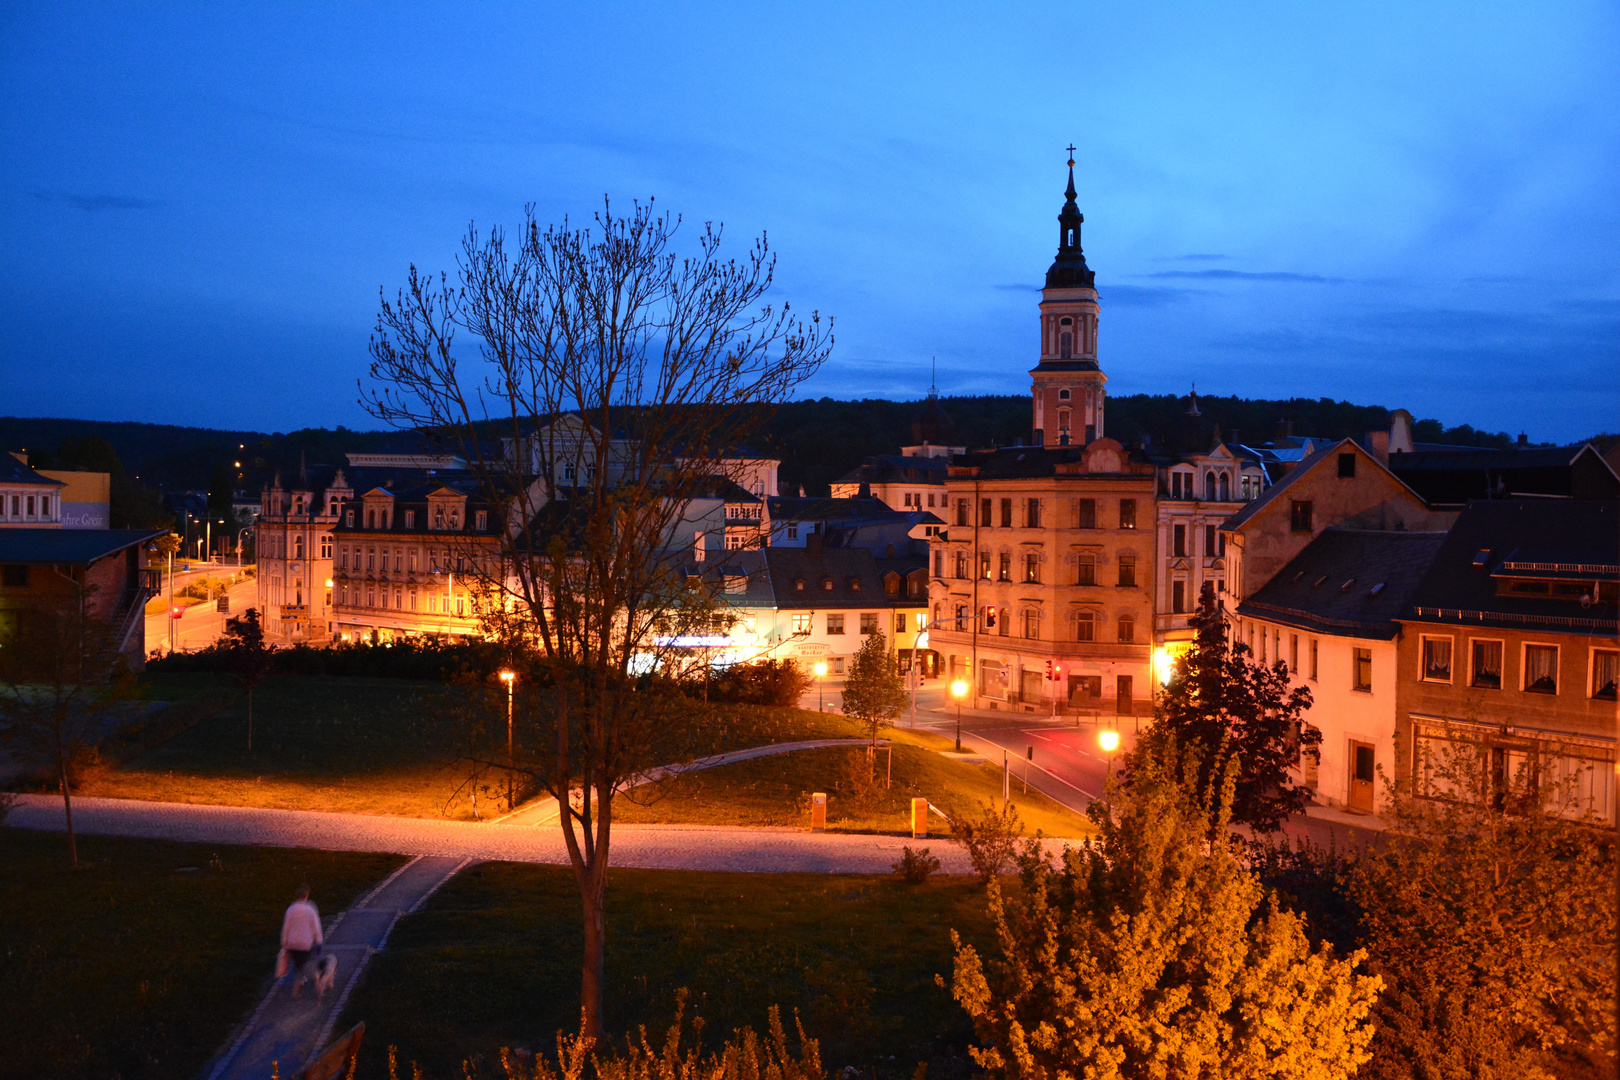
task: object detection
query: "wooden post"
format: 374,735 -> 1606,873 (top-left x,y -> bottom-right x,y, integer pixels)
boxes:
810,792 -> 827,833
911,797 -> 929,839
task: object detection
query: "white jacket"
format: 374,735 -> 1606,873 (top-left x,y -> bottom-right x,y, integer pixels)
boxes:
280,900 -> 324,951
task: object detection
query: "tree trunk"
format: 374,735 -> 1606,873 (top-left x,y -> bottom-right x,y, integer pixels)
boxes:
578,859 -> 607,1041
56,721 -> 78,869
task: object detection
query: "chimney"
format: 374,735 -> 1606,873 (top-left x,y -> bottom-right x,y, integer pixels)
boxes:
1366,430 -> 1390,465
1517,432 -> 1528,447
858,481 -> 871,499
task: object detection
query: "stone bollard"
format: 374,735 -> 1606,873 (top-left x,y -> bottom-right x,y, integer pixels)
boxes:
911,797 -> 929,839
811,792 -> 827,833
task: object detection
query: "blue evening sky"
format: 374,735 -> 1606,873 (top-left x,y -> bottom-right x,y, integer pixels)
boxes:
2,3 -> 1616,440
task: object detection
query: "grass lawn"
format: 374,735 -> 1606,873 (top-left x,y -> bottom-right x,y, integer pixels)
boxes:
616,737 -> 1092,838
0,827 -> 402,1080
340,862 -> 998,1080
76,673 -> 487,819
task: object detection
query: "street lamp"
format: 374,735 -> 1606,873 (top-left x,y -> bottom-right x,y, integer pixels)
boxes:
1098,728 -> 1121,806
813,661 -> 827,712
950,678 -> 969,751
499,669 -> 516,810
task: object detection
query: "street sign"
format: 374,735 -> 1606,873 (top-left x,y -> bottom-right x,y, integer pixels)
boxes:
216,597 -> 230,613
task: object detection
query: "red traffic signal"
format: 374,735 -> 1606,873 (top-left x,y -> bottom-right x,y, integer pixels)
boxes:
1043,660 -> 1053,680
1052,663 -> 1063,679
170,605 -> 185,619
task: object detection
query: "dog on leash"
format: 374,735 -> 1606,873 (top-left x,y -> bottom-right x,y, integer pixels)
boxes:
311,953 -> 338,1001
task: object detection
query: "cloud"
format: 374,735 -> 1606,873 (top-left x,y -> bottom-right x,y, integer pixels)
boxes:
1164,253 -> 1231,262
32,191 -> 160,211
1146,269 -> 1346,283
1101,284 -> 1206,308
993,283 -> 1041,292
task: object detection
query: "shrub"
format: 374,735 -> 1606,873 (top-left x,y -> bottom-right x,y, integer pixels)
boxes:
695,658 -> 812,706
951,800 -> 1026,884
892,846 -> 940,884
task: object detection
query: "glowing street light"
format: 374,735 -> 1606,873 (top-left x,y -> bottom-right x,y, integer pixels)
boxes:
813,661 -> 827,712
499,669 -> 517,810
1098,728 -> 1121,807
950,678 -> 969,751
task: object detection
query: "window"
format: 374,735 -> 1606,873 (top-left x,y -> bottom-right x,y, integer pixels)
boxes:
860,613 -> 879,635
1075,611 -> 1096,641
1470,639 -> 1503,689
1024,553 -> 1040,584
1059,330 -> 1072,359
1023,609 -> 1040,639
956,499 -> 969,527
831,657 -> 845,675
792,612 -> 812,634
954,552 -> 967,578
345,510 -> 354,527
980,498 -> 993,527
821,577 -> 834,591
1026,498 -> 1041,528
1593,649 -> 1619,700
1421,637 -> 1453,682
1310,638 -> 1319,681
320,535 -> 332,559
927,494 -> 936,508
339,547 -> 349,570
1205,472 -> 1217,500
1338,453 -> 1356,478
1172,580 -> 1186,613
1290,500 -> 1313,533
827,614 -> 845,635
1,565 -> 27,588
1117,555 -> 1136,587
475,510 -> 488,531
1118,499 -> 1137,529
1000,498 -> 1013,528
849,577 -> 862,592
998,552 -> 1011,581
366,549 -> 376,571
1352,648 -> 1373,692
1523,644 -> 1558,694
894,612 -> 907,634
1117,615 -> 1135,644
1076,552 -> 1096,586
366,509 -> 376,529
404,510 -> 415,529
409,550 -> 418,572
933,550 -> 943,577
979,551 -> 992,579
1076,498 -> 1097,529
1173,524 -> 1187,557
433,508 -> 445,529
1058,388 -> 1071,401
1259,627 -> 1267,662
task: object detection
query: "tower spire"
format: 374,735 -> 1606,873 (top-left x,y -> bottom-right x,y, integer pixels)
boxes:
1045,146 -> 1093,289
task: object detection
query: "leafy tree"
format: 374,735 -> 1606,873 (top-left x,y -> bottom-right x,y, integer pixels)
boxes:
840,631 -> 909,747
206,463 -> 239,556
1132,581 -> 1317,832
222,608 -> 273,752
949,739 -> 1381,1080
1349,732 -> 1615,1079
364,198 -> 830,1038
0,586 -> 135,868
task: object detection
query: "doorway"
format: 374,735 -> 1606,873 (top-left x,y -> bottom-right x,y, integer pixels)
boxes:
1115,675 -> 1133,715
1348,741 -> 1376,813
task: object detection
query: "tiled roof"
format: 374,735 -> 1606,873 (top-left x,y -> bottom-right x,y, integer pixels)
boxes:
0,527 -> 165,565
1238,527 -> 1448,640
0,456 -> 64,487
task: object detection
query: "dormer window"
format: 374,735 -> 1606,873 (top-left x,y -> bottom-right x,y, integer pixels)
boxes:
822,577 -> 834,591
405,510 -> 415,529
475,510 -> 488,531
345,511 -> 354,527
795,579 -> 805,592
366,509 -> 376,529
850,579 -> 862,592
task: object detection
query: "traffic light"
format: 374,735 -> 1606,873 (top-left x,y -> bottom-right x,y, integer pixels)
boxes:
170,605 -> 184,620
1043,660 -> 1053,680
1052,663 -> 1063,680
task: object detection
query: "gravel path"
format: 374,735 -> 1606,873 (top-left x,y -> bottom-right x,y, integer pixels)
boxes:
7,794 -> 982,874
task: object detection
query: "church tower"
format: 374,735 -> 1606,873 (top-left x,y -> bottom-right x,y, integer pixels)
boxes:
1030,151 -> 1105,447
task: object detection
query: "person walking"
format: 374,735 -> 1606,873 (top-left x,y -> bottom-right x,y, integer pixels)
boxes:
278,885 -> 323,999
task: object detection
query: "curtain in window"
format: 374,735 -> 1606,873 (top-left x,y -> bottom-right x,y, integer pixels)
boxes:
1524,645 -> 1558,693
1423,638 -> 1452,680
1592,649 -> 1618,700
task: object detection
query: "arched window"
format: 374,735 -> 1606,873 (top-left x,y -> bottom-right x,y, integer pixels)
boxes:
1058,388 -> 1071,401
999,607 -> 1011,637
293,535 -> 304,559
1205,472 -> 1217,500
1117,614 -> 1136,644
1219,473 -> 1230,501
1060,332 -> 1072,359
1058,408 -> 1071,433
1067,228 -> 1075,247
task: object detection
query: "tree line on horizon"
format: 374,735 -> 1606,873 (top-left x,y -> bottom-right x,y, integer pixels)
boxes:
1,393 -> 1543,505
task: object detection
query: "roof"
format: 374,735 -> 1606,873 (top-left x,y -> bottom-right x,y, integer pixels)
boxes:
0,527 -> 165,565
950,443 -> 1150,481
1238,528 -> 1449,639
1388,443 -> 1618,505
832,455 -> 951,488
761,547 -> 926,609
1222,439 -> 1425,532
1,456 -> 64,488
767,496 -> 908,522
1402,499 -> 1619,635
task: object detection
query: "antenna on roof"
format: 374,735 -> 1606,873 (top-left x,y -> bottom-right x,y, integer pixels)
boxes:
929,357 -> 938,400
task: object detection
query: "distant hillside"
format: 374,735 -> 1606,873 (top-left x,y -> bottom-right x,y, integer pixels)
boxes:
3,394 -> 1524,497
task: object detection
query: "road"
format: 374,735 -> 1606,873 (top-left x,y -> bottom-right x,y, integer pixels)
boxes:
905,683 -> 1385,850
144,564 -> 259,655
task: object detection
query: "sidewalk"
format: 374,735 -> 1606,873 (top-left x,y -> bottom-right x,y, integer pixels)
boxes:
198,855 -> 469,1080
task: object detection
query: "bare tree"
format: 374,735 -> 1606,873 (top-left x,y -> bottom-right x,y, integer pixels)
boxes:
0,586 -> 134,868
363,199 -> 831,1036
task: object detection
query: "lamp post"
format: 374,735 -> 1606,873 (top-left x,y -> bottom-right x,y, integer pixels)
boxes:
950,678 -> 969,752
499,669 -> 516,810
1098,728 -> 1121,810
813,661 -> 827,712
